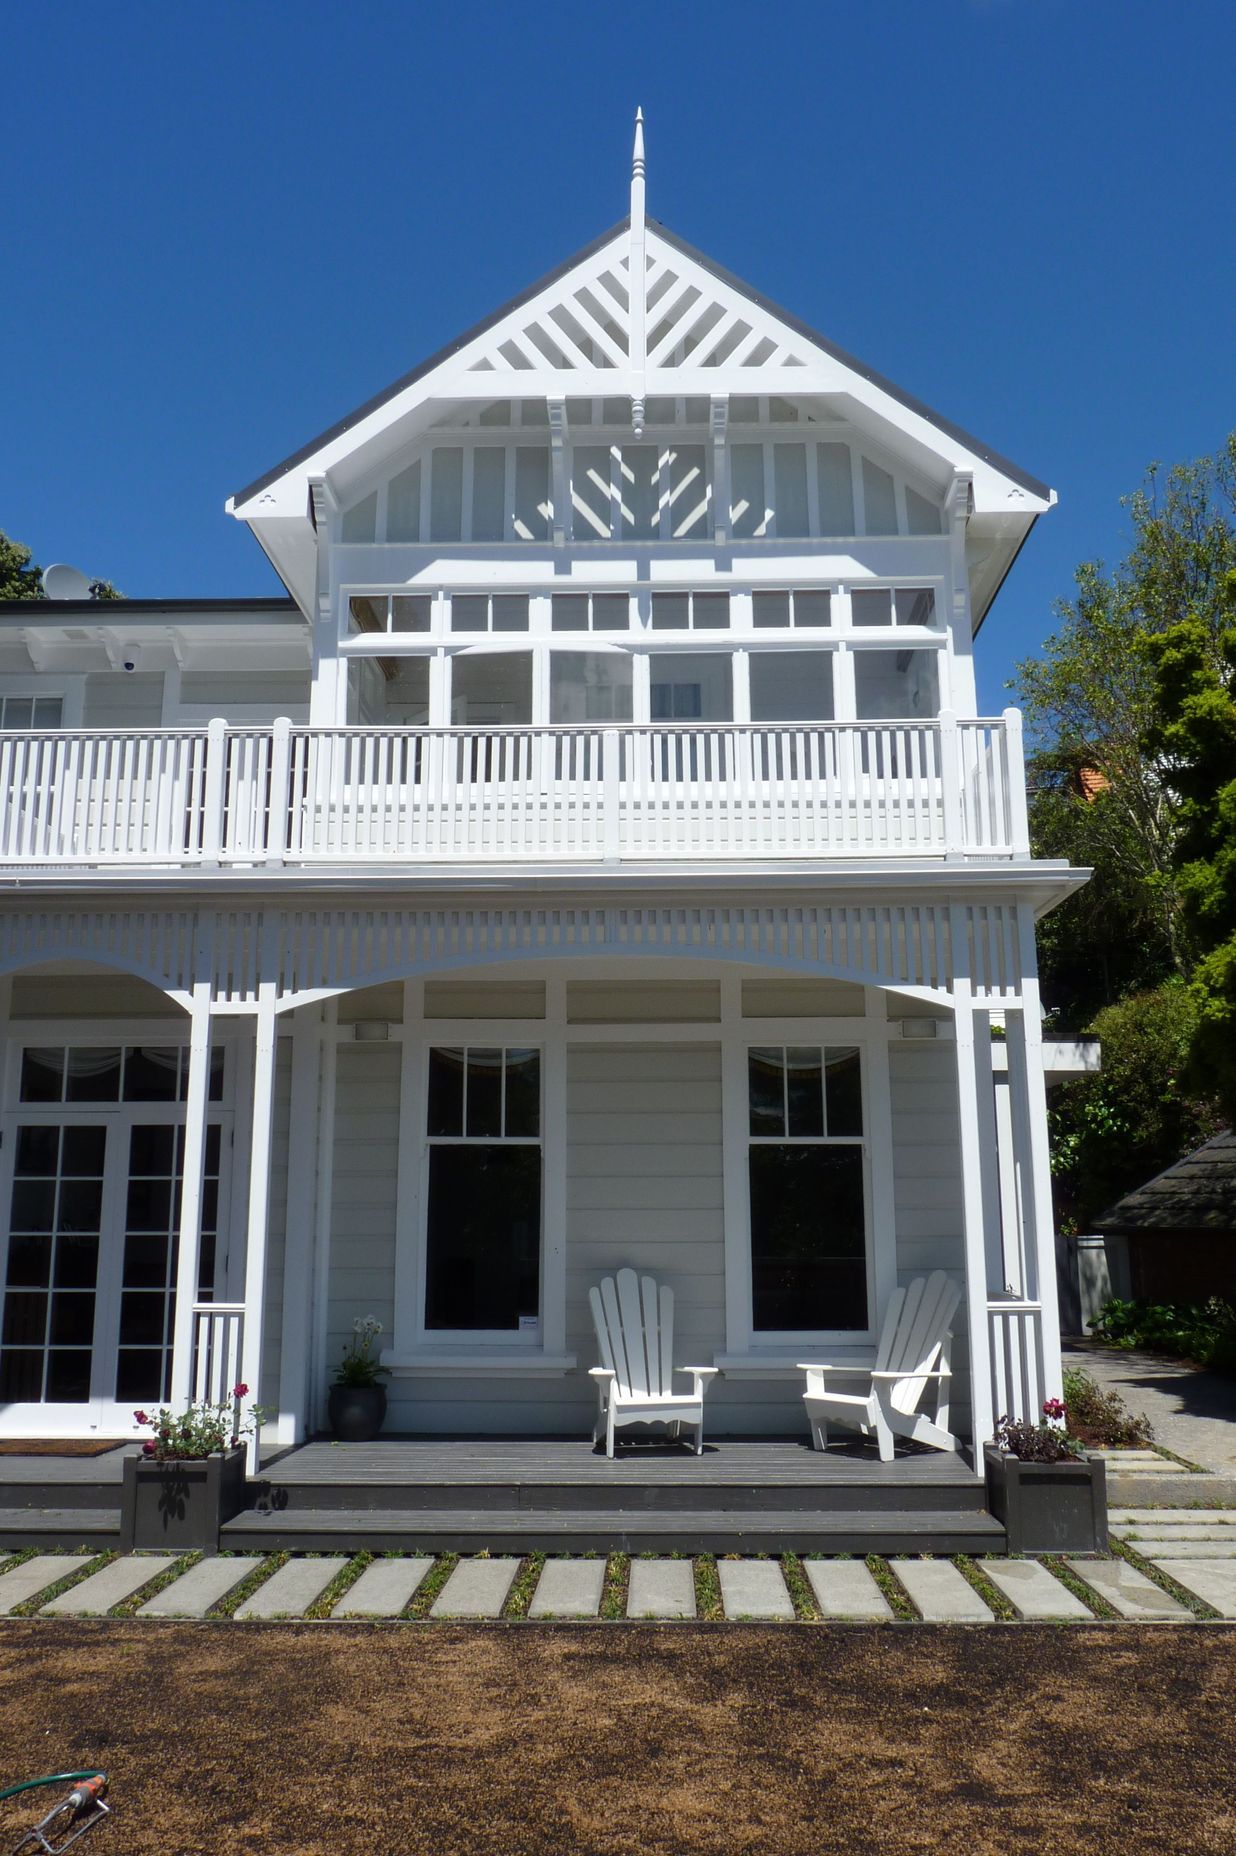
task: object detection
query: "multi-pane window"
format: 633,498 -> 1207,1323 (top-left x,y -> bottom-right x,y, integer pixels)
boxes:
450,594 -> 530,633
424,1047 -> 542,1332
0,696 -> 63,730
747,1046 -> 867,1332
850,588 -> 937,628
19,1046 -> 224,1106
116,1123 -> 220,1402
650,591 -> 729,631
550,593 -> 630,632
348,594 -> 432,634
752,590 -> 832,629
1,1124 -> 105,1401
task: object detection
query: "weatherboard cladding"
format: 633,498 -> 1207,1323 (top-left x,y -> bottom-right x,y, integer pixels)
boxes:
230,215 -> 1051,509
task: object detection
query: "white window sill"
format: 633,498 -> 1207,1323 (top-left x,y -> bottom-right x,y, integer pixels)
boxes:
713,1348 -> 876,1380
380,1349 -> 577,1379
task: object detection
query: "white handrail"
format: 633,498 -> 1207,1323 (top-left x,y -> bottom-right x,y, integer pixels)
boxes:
0,715 -> 1026,867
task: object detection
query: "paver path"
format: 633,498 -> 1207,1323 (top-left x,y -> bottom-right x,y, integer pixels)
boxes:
717,1559 -> 794,1620
430,1558 -> 520,1619
528,1559 -> 605,1619
1064,1558 -> 1190,1620
1063,1342 -> 1236,1476
0,1555 -> 91,1615
42,1555 -> 177,1616
894,1559 -> 993,1622
804,1560 -> 893,1620
627,1559 -> 695,1619
981,1559 -> 1092,1620
139,1556 -> 262,1618
235,1557 -> 348,1620
1150,1560 -> 1236,1618
333,1557 -> 433,1618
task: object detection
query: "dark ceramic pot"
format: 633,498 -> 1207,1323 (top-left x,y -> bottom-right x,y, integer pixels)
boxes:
327,1382 -> 387,1442
120,1445 -> 248,1553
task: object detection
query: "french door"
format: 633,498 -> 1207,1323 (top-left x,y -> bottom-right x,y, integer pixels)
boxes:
0,1043 -> 232,1435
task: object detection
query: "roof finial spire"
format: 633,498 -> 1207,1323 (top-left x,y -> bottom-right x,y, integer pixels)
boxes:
630,109 -> 646,435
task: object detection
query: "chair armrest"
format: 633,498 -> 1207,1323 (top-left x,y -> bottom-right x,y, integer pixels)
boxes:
588,1367 -> 616,1381
869,1368 -> 951,1381
796,1363 -> 871,1375
676,1366 -> 718,1381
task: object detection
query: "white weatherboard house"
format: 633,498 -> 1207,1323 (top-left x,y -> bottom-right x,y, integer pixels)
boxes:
0,126 -> 1088,1471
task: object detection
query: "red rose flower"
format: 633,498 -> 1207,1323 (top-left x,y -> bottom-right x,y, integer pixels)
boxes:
233,1383 -> 249,1398
133,1410 -> 150,1426
142,1440 -> 157,1457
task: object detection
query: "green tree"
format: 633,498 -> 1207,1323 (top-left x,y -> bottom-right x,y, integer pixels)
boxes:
0,528 -> 122,601
1144,570 -> 1236,1115
0,531 -> 46,601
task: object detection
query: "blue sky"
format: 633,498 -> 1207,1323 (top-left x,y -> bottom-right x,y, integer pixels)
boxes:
4,0 -> 1233,709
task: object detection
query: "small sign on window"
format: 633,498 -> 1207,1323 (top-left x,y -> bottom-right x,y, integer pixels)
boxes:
518,1314 -> 539,1332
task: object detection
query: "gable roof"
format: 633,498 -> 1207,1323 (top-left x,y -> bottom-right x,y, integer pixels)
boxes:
1096,1129 -> 1236,1236
231,215 -> 1051,509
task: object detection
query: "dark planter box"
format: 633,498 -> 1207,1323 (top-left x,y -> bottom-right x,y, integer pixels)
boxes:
120,1446 -> 248,1554
327,1383 -> 387,1442
985,1444 -> 1108,1555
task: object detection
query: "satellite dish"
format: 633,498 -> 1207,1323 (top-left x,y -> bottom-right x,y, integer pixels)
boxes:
42,563 -> 94,601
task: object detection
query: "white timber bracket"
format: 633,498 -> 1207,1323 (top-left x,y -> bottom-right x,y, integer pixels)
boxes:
946,471 -> 974,636
711,395 -> 730,545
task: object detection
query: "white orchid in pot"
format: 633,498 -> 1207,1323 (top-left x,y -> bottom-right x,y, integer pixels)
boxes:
328,1316 -> 390,1441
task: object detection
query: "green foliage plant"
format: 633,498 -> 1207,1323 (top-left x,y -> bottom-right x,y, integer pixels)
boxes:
132,1386 -> 266,1460
1061,1367 -> 1154,1447
334,1315 -> 390,1387
1092,1295 -> 1236,1373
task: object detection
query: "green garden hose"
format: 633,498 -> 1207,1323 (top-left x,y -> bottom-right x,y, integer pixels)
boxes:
0,1778 -> 105,1806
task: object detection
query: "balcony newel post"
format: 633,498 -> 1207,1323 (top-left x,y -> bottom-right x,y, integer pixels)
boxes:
202,717 -> 228,865
1003,706 -> 1030,856
265,715 -> 292,867
938,709 -> 963,855
602,728 -> 621,860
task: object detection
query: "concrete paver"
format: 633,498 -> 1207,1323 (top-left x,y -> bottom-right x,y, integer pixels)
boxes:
717,1559 -> 795,1620
1151,1559 -> 1236,1618
0,1555 -> 92,1615
138,1557 -> 262,1617
981,1558 -> 1092,1620
1064,1557 -> 1190,1619
528,1559 -> 606,1619
333,1557 -> 434,1617
1110,1509 -> 1236,1526
627,1559 -> 696,1619
430,1557 -> 520,1619
894,1559 -> 993,1622
42,1555 -> 178,1616
1112,1538 -> 1236,1558
1063,1343 -> 1236,1478
234,1556 -> 348,1620
803,1560 -> 894,1620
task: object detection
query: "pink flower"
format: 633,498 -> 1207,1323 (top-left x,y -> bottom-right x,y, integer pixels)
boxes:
141,1440 -> 157,1457
232,1383 -> 249,1399
133,1410 -> 150,1426
1043,1397 -> 1066,1421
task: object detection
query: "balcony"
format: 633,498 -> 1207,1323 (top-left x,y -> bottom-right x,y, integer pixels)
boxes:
0,713 -> 1028,873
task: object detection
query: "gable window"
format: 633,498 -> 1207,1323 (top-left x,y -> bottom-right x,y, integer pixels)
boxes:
424,1047 -> 542,1333
0,696 -> 63,730
747,1045 -> 867,1332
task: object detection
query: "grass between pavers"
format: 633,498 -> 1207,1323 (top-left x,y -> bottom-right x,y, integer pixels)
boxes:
598,1552 -> 630,1621
868,1556 -> 918,1620
110,1552 -> 202,1618
692,1554 -> 723,1621
1148,1444 -> 1207,1471
1039,1555 -> 1119,1621
209,1552 -> 289,1619
1109,1536 -> 1224,1621
780,1552 -> 820,1622
304,1552 -> 371,1621
9,1549 -> 116,1618
0,1546 -> 37,1577
951,1554 -> 1015,1621
404,1553 -> 458,1619
502,1552 -> 546,1620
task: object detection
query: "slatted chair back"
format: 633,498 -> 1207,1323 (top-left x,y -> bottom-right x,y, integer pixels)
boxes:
875,1270 -> 961,1417
590,1268 -> 676,1399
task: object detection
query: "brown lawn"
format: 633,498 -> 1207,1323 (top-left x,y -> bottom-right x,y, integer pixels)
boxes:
0,1622 -> 1233,1855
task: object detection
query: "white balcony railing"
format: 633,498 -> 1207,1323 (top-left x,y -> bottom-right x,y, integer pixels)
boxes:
0,710 -> 1029,869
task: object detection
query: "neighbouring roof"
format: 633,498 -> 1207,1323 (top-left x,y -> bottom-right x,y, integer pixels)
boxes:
0,598 -> 298,616
1096,1130 -> 1236,1236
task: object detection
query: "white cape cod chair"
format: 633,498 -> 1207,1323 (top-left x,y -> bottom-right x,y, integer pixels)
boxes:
798,1271 -> 962,1462
589,1268 -> 718,1458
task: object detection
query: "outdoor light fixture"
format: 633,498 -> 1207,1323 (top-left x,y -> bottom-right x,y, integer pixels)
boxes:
900,1018 -> 940,1039
352,1020 -> 391,1043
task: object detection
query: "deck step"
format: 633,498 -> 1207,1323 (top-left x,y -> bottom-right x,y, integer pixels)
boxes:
0,1481 -> 123,1513
222,1505 -> 1006,1556
252,1475 -> 991,1517
0,1508 -> 122,1551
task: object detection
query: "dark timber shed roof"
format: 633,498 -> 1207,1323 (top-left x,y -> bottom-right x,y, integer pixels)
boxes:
1097,1130 -> 1236,1237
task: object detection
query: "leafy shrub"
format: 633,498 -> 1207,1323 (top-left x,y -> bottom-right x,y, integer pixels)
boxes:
1091,1295 -> 1236,1373
1062,1366 -> 1154,1448
992,1401 -> 1085,1463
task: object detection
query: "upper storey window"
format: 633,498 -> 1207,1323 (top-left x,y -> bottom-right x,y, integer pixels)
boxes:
851,588 -> 938,628
349,595 -> 432,634
450,594 -> 529,634
752,590 -> 831,629
550,593 -> 629,632
0,697 -> 63,730
649,592 -> 729,631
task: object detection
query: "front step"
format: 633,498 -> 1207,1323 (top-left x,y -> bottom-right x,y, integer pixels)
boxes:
222,1505 -> 1006,1556
0,1508 -> 121,1552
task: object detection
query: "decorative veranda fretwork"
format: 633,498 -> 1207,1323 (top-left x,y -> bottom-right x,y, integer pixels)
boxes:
0,900 -> 1027,1010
